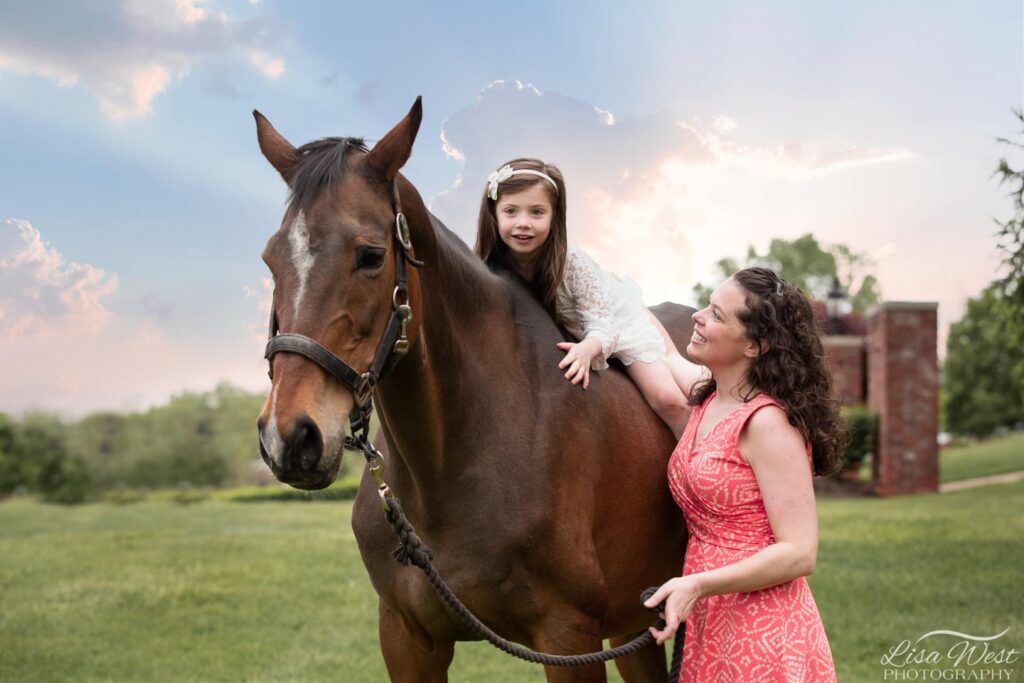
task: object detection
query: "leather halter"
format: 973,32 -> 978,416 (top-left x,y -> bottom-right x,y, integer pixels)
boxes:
264,183 -> 423,448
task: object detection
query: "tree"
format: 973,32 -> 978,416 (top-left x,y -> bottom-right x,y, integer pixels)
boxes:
994,109 -> 1024,306
941,111 -> 1024,436
692,233 -> 881,313
943,283 -> 1024,435
0,413 -> 24,495
12,413 -> 91,503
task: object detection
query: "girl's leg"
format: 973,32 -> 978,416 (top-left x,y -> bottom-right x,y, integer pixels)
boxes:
626,359 -> 690,439
647,312 -> 707,399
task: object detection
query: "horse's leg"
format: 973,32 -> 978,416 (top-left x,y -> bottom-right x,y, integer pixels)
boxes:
378,601 -> 454,683
609,632 -> 666,682
530,612 -> 608,683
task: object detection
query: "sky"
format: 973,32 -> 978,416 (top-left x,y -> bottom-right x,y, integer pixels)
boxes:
0,0 -> 1020,417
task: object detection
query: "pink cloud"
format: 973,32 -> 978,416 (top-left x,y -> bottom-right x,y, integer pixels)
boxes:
0,219 -> 119,340
427,80 -> 998,359
429,80 -> 913,306
0,0 -> 287,122
0,218 -> 268,417
0,316 -> 267,417
246,50 -> 285,80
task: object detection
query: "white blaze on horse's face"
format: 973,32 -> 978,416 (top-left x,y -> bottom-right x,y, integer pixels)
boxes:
260,383 -> 284,468
287,210 -> 315,320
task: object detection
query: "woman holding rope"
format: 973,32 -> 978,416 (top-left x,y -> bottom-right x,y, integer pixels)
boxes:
645,267 -> 843,681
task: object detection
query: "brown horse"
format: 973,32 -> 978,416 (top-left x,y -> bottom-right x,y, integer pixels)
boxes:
255,98 -> 695,682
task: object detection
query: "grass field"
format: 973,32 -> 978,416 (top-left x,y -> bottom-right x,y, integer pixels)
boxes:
940,432 -> 1024,483
2,476 -> 1022,683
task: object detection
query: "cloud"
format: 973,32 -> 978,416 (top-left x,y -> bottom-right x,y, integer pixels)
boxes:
0,218 -> 268,416
712,115 -> 737,133
139,289 -> 175,322
0,0 -> 288,122
246,49 -> 284,80
318,70 -> 341,88
243,277 -> 273,347
354,81 -> 378,107
0,218 -> 119,340
429,80 -> 914,305
0,315 -> 268,417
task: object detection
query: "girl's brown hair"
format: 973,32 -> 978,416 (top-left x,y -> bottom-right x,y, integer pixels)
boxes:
690,267 -> 847,476
474,158 -> 568,318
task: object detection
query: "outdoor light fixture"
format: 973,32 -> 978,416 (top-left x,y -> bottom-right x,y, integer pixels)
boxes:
826,276 -> 849,334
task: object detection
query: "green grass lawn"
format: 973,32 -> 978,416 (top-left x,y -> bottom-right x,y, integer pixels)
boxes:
940,432 -> 1024,483
2,481 -> 1022,682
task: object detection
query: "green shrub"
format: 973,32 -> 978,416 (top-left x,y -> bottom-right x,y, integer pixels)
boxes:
170,482 -> 210,505
101,485 -> 147,505
842,406 -> 877,471
38,455 -> 92,505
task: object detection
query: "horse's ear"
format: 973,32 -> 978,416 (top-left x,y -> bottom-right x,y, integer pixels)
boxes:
365,97 -> 422,182
253,110 -> 299,184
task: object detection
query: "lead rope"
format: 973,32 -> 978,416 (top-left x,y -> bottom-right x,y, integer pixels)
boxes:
353,435 -> 685,678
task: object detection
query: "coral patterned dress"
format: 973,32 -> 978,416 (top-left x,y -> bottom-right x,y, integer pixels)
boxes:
667,393 -> 836,682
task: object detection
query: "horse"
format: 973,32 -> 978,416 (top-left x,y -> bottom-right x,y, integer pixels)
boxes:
254,97 -> 696,682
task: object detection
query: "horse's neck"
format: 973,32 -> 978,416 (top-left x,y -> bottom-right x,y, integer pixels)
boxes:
375,196 -> 520,492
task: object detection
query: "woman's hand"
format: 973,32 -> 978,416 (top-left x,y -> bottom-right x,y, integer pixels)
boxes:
556,338 -> 602,389
643,575 -> 703,645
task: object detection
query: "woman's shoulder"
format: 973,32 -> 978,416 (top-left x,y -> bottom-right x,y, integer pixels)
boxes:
738,396 -> 809,461
743,399 -> 792,433
739,393 -> 788,424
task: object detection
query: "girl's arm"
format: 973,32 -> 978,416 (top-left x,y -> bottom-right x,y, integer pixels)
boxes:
644,405 -> 819,644
558,250 -> 618,386
648,312 -> 707,400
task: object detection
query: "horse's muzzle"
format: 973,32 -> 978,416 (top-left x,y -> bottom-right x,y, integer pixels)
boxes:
258,414 -> 339,490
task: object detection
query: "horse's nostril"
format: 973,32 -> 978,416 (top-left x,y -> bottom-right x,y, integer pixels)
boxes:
285,415 -> 323,473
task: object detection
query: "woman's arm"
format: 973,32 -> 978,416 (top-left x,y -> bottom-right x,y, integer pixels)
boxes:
645,405 -> 819,644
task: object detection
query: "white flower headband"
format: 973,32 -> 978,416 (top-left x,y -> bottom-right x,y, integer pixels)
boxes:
486,164 -> 559,200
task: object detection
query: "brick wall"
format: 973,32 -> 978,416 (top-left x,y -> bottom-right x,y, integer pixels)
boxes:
823,336 -> 866,406
867,302 -> 939,496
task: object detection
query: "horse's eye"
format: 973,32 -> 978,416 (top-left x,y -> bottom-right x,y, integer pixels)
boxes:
356,247 -> 386,270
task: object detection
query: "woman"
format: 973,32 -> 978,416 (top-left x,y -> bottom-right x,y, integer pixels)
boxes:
644,267 -> 844,681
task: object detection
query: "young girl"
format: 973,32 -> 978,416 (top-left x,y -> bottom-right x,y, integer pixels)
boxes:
644,267 -> 843,681
474,158 -> 703,438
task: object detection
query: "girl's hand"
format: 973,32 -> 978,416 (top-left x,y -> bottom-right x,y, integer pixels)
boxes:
643,575 -> 702,645
556,339 -> 601,390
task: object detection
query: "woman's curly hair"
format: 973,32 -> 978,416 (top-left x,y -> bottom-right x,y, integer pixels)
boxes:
690,267 -> 847,476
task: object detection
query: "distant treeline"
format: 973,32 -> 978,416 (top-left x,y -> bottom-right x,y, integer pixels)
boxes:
0,384 -> 302,503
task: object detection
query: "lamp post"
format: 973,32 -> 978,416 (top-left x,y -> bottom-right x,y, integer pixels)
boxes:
826,276 -> 848,335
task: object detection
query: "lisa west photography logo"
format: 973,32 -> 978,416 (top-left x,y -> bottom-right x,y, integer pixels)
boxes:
881,627 -> 1020,680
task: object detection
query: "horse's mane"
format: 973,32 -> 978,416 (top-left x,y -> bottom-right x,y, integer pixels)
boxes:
288,137 -> 369,210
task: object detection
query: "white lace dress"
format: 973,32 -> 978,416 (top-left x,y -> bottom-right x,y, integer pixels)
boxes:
555,244 -> 666,371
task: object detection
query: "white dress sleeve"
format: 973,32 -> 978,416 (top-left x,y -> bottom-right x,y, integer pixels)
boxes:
563,248 -> 618,371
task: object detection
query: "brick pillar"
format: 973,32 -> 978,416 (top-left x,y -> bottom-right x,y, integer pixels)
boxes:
823,335 -> 866,406
867,302 -> 939,496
